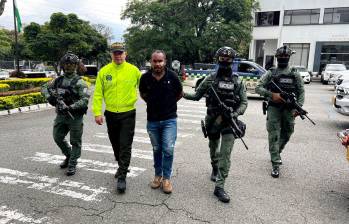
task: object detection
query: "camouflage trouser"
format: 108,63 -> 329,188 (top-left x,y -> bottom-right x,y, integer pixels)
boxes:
266,106 -> 295,168
53,114 -> 84,167
206,114 -> 235,188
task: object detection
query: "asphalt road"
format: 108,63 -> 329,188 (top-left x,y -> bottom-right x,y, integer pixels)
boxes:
0,81 -> 348,224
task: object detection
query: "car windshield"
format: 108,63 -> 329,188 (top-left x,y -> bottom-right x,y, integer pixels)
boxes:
326,64 -> 346,71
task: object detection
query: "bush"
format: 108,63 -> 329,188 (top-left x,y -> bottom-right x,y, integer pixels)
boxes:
0,92 -> 47,110
0,84 -> 10,92
0,78 -> 52,91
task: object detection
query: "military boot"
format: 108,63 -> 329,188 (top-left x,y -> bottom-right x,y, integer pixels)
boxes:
66,165 -> 76,176
271,166 -> 279,178
59,156 -> 70,169
210,166 -> 218,182
214,186 -> 230,203
117,178 -> 126,193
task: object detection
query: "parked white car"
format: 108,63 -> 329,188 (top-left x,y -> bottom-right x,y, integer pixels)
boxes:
0,69 -> 10,80
293,66 -> 311,84
321,64 -> 347,84
328,69 -> 349,85
334,81 -> 349,116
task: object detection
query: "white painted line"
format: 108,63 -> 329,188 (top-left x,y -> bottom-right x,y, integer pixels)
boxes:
82,143 -> 152,160
26,152 -> 147,176
177,109 -> 206,114
0,167 -> 108,202
134,128 -> 193,138
178,113 -> 205,119
177,118 -> 201,124
178,104 -> 206,110
0,205 -> 51,224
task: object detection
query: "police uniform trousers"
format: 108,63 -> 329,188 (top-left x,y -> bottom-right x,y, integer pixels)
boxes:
205,114 -> 235,188
104,109 -> 136,178
53,114 -> 83,167
266,105 -> 295,167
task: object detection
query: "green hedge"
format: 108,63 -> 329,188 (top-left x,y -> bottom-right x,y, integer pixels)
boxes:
0,78 -> 52,91
0,92 -> 46,110
0,84 -> 10,92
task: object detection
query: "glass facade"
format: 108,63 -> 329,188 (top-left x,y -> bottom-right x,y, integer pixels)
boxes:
284,9 -> 320,25
324,7 -> 349,24
319,43 -> 349,72
284,43 -> 310,68
255,11 -> 280,26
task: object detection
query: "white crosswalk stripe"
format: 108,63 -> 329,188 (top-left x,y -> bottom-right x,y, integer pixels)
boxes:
0,205 -> 52,224
177,118 -> 201,124
82,143 -> 152,160
177,109 -> 206,114
178,104 -> 206,110
178,113 -> 205,119
25,152 -> 147,176
0,167 -> 108,201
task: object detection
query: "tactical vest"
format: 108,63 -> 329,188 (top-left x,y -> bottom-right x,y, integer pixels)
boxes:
206,73 -> 241,113
268,68 -> 298,107
53,75 -> 88,115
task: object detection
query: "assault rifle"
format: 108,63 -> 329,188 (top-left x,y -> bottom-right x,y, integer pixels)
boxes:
49,88 -> 75,120
270,80 -> 315,125
209,86 -> 248,150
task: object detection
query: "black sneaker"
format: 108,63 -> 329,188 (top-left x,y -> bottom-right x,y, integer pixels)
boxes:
213,187 -> 230,203
66,166 -> 76,176
59,157 -> 70,169
210,167 -> 218,182
117,178 -> 126,193
271,167 -> 279,178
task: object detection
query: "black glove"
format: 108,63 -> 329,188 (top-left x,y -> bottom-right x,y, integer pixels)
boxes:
57,101 -> 70,113
47,96 -> 57,106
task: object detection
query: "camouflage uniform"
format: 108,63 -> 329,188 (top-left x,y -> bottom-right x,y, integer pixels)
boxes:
184,46 -> 248,203
42,52 -> 90,176
255,46 -> 305,177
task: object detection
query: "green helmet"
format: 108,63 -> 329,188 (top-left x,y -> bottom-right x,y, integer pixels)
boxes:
60,52 -> 79,66
275,46 -> 293,58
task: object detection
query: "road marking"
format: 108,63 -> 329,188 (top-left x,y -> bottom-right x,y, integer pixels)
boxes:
177,109 -> 206,114
26,152 -> 147,176
0,205 -> 52,224
178,104 -> 206,110
177,118 -> 201,124
178,113 -> 205,119
82,143 -> 152,160
0,167 -> 108,202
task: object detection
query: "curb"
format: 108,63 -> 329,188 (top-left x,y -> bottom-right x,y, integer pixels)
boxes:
0,103 -> 54,116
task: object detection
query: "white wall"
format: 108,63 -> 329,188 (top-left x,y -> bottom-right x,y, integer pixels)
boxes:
250,0 -> 349,71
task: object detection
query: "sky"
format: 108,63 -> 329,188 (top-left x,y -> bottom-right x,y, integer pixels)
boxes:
0,0 -> 130,42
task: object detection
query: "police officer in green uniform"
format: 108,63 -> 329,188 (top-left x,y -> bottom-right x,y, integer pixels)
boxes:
42,52 -> 90,176
255,46 -> 304,178
184,46 -> 248,203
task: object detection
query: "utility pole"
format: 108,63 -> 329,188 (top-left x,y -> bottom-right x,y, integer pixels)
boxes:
12,0 -> 19,73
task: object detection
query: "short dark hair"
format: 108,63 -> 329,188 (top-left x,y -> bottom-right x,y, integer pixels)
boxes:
151,50 -> 166,60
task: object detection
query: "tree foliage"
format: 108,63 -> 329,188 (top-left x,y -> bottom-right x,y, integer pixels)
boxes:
122,0 -> 258,65
23,13 -> 108,74
0,28 -> 12,59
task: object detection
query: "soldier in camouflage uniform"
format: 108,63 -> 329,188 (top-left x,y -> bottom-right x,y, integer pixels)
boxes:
184,46 -> 248,203
255,46 -> 305,178
42,52 -> 90,176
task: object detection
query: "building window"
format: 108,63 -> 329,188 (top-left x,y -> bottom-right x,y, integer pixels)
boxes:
283,9 -> 320,25
284,43 -> 310,68
255,11 -> 280,26
324,7 -> 349,24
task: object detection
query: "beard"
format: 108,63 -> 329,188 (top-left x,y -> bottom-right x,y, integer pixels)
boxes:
217,61 -> 232,76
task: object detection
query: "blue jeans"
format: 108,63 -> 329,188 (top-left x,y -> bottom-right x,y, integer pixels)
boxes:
147,118 -> 177,179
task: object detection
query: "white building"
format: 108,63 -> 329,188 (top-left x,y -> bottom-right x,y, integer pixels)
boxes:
249,0 -> 349,74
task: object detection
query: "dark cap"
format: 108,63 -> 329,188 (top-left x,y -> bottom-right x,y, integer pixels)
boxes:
110,42 -> 126,53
